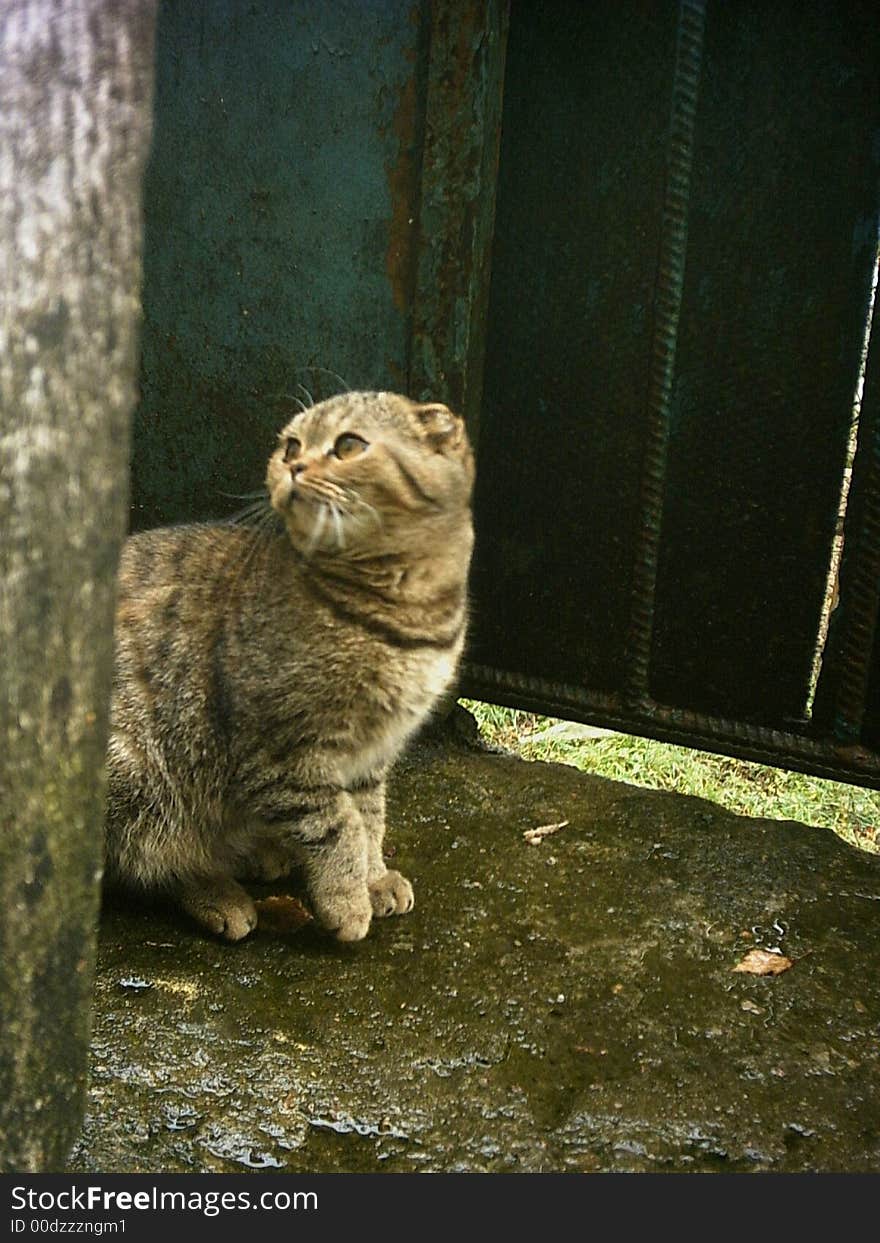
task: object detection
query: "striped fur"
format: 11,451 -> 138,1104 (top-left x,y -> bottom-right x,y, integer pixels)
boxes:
104,392 -> 474,941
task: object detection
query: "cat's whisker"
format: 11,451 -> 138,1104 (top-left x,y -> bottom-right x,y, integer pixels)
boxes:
226,498 -> 272,526
307,366 -> 351,394
302,478 -> 349,509
227,511 -> 277,593
253,508 -> 280,537
346,492 -> 382,531
240,512 -> 275,535
330,504 -> 345,551
235,528 -> 264,576
305,503 -> 327,557
296,383 -> 315,409
265,392 -> 308,415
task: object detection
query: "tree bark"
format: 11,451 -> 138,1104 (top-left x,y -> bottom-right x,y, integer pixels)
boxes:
0,0 -> 156,1172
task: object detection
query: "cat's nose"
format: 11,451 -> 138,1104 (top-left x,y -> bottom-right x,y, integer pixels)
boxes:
290,462 -> 306,478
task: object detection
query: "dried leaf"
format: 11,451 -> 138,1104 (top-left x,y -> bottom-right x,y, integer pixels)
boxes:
254,894 -> 313,935
732,948 -> 793,976
523,819 -> 570,845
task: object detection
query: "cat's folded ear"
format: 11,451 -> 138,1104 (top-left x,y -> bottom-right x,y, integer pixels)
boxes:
410,401 -> 466,451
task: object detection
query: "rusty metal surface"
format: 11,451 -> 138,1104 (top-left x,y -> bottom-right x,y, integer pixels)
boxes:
648,2 -> 880,727
625,0 -> 706,706
408,0 -> 509,433
463,660 -> 880,790
134,2 -> 880,787
133,0 -> 506,531
468,0 -> 680,697
464,0 -> 880,788
134,0 -> 427,529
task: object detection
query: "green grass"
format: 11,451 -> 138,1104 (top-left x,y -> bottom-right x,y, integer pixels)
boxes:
459,699 -> 880,855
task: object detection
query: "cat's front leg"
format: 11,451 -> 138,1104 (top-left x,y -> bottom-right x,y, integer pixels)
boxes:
295,795 -> 373,941
352,775 -> 414,919
247,777 -> 372,940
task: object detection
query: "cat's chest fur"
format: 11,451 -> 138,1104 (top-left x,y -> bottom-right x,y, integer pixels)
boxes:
333,639 -> 461,784
225,540 -> 467,787
220,555 -> 464,790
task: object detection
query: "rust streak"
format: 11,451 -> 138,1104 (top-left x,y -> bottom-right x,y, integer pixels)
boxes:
386,67 -> 419,316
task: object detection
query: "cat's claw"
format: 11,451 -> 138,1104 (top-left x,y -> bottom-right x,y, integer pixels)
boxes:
369,870 -> 414,917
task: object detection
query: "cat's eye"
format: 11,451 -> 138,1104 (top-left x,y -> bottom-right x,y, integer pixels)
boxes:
332,433 -> 369,461
282,437 -> 301,463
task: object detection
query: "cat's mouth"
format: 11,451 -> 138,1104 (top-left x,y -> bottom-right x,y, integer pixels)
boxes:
286,484 -> 380,558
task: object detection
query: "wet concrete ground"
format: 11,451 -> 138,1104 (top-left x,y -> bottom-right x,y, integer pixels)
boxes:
69,716 -> 880,1173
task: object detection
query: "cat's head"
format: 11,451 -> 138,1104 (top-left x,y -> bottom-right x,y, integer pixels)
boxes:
266,391 -> 474,559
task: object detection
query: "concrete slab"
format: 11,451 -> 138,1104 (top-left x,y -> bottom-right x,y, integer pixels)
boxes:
68,722 -> 880,1173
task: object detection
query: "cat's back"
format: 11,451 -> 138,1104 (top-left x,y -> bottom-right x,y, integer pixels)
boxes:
112,523 -> 260,736
117,522 -> 242,600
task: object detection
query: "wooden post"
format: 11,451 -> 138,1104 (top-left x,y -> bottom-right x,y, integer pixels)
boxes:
0,0 -> 156,1172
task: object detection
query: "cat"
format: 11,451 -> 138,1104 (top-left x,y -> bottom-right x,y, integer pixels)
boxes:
104,390 -> 474,942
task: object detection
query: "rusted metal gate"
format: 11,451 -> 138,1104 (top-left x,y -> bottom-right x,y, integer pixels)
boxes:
135,1 -> 880,787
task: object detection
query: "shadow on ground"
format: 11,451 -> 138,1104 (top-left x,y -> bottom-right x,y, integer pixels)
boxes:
69,716 -> 880,1173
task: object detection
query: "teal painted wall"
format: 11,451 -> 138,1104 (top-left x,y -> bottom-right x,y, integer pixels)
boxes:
134,0 -> 425,527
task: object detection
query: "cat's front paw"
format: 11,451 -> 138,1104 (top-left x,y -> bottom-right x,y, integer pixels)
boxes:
178,878 -> 258,942
312,886 -> 373,943
369,869 -> 414,917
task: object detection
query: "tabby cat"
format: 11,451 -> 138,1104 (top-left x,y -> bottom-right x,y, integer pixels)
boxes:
104,391 -> 474,942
